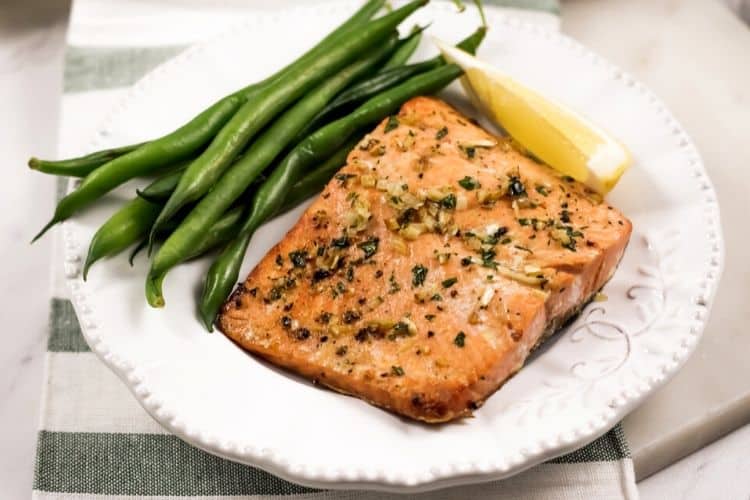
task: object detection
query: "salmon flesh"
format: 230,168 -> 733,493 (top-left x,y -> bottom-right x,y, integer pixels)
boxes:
218,97 -> 632,423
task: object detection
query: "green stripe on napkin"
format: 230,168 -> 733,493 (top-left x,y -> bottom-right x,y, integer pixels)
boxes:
34,427 -> 627,495
487,0 -> 559,13
49,299 -> 90,353
34,431 -> 315,496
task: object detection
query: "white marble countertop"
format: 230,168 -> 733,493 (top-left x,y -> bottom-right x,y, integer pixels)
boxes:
1,0 -> 748,498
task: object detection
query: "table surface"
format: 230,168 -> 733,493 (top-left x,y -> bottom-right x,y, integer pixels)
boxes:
1,0 -> 748,498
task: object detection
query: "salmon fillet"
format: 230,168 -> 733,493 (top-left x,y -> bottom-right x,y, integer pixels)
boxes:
219,97 -> 632,423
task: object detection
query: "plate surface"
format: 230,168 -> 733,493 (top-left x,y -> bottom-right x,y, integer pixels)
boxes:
62,1 -> 723,492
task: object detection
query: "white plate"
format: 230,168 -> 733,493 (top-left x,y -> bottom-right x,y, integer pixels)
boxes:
62,1 -> 723,493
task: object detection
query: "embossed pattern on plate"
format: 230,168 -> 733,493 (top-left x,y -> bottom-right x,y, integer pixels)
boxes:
61,2 -> 723,492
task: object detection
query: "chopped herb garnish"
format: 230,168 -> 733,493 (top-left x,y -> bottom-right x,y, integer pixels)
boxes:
454,331 -> 466,347
535,184 -> 550,196
500,237 -> 512,245
384,115 -> 399,133
560,210 -> 571,223
411,264 -> 428,287
342,310 -> 361,324
458,176 -> 480,190
441,277 -> 458,288
425,314 -> 436,321
335,173 -> 356,186
357,237 -> 379,259
480,248 -> 497,268
312,268 -> 332,283
463,146 -> 476,159
388,321 -> 413,340
288,250 -> 308,268
460,257 -> 473,267
493,226 -> 508,238
431,293 -> 443,301
436,126 -> 448,140
331,235 -> 350,248
440,193 -> 457,210
518,218 -> 531,226
346,266 -> 355,282
507,175 -> 527,198
388,273 -> 401,294
391,365 -> 405,377
514,244 -> 533,253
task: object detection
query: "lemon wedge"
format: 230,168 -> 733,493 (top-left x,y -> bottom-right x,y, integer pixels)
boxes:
434,38 -> 631,194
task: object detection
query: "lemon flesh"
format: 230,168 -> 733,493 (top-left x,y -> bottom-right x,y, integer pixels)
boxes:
434,38 -> 631,194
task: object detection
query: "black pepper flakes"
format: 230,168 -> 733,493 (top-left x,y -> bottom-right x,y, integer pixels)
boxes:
342,310 -> 361,324
507,175 -> 526,198
315,312 -> 332,325
288,250 -> 308,268
454,331 -> 466,347
294,328 -> 311,340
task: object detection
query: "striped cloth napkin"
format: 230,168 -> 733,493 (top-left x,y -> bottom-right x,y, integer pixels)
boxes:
33,1 -> 638,498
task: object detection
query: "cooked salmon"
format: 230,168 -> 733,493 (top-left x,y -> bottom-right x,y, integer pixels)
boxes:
218,97 -> 632,423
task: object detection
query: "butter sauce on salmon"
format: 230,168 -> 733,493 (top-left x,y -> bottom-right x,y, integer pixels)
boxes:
219,97 -> 631,423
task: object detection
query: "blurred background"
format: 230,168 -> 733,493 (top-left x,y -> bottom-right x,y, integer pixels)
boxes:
1,0 -> 747,498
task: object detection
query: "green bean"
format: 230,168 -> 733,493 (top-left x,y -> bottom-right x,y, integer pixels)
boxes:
129,238 -> 149,266
381,25 -> 425,71
28,142 -> 147,178
83,197 -> 161,280
293,27 -> 486,142
294,60 -> 439,143
145,3 -> 429,308
149,0 -> 424,243
82,169 -> 187,278
197,55 -> 483,329
198,138 -> 360,330
32,0 -> 386,242
33,95 -> 243,243
135,168 -> 187,203
185,205 -> 246,261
